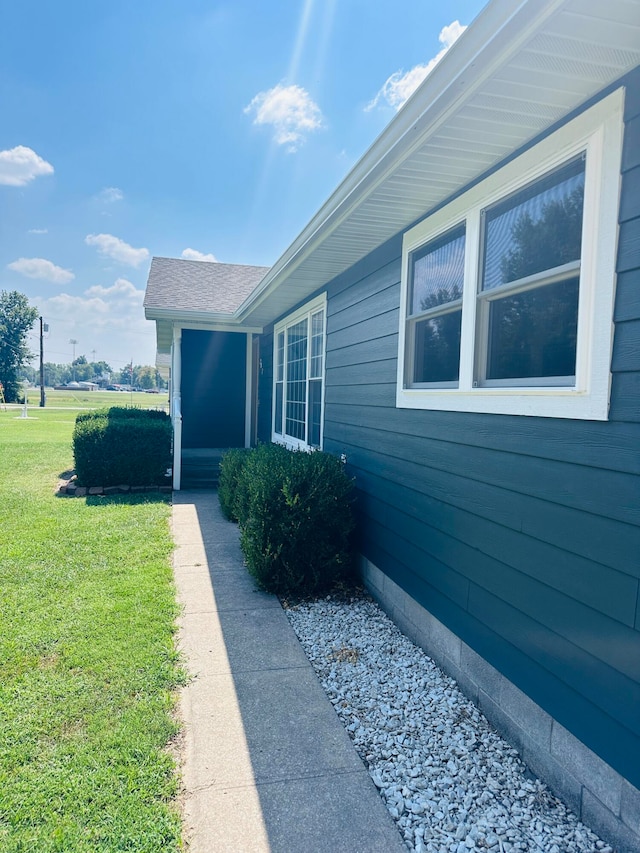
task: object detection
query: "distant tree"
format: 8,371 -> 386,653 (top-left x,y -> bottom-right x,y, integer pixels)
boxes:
137,365 -> 156,389
91,361 -> 112,382
72,355 -> 92,382
0,291 -> 38,402
18,365 -> 38,384
118,362 -> 134,387
43,362 -> 64,387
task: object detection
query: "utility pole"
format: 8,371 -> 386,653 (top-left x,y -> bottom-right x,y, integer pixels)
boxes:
69,339 -> 78,381
39,316 -> 45,407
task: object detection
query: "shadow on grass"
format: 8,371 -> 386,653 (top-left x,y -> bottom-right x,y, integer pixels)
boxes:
55,468 -> 172,505
84,492 -> 171,507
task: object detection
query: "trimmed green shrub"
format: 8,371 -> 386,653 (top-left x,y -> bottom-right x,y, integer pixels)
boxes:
73,408 -> 171,486
233,443 -> 291,527
236,444 -> 355,596
218,448 -> 251,521
75,406 -> 168,424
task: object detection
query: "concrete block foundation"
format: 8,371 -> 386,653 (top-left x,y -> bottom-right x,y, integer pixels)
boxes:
360,555 -> 640,853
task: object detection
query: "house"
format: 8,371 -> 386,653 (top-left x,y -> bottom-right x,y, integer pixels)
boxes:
144,1 -> 640,849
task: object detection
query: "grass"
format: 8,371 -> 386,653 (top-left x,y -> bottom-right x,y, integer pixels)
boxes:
0,408 -> 184,852
14,388 -> 169,411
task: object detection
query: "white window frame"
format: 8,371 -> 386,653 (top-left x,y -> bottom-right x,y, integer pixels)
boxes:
272,293 -> 327,450
397,89 -> 624,420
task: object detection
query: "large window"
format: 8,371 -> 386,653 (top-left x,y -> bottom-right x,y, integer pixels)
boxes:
273,294 -> 326,449
397,90 -> 623,420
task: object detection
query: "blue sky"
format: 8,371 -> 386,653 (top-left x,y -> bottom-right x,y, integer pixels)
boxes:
0,0 -> 485,372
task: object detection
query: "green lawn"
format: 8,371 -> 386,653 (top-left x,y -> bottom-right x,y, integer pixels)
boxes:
14,388 -> 169,411
0,409 -> 184,852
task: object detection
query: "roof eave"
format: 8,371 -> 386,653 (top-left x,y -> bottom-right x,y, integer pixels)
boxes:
145,306 -> 263,347
145,305 -> 249,326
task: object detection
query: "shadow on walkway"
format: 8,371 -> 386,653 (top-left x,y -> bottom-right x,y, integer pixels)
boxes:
172,489 -> 405,853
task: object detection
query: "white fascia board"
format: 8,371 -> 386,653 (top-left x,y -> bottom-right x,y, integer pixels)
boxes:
145,306 -> 262,332
236,0 -> 566,324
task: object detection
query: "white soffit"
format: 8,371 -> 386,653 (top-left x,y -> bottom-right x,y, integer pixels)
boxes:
240,0 -> 640,329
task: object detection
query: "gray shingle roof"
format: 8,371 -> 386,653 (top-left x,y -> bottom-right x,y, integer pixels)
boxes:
144,257 -> 270,315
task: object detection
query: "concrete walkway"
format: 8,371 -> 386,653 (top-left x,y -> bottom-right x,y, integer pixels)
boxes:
172,490 -> 406,853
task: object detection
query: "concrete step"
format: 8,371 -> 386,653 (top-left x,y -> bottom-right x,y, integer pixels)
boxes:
181,449 -> 225,489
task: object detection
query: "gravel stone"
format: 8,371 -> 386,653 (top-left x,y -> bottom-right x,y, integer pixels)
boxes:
284,592 -> 606,853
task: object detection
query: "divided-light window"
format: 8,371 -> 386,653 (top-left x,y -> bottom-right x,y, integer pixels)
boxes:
397,90 -> 623,420
273,295 -> 326,449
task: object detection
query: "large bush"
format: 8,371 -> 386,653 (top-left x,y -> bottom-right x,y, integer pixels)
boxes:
217,448 -> 251,521
220,444 -> 355,596
73,408 -> 171,487
75,406 -> 169,424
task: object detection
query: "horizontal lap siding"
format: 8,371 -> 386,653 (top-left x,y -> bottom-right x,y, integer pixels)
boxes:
322,80 -> 640,786
610,68 -> 640,422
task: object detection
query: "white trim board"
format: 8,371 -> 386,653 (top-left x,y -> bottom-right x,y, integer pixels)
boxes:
396,89 -> 624,421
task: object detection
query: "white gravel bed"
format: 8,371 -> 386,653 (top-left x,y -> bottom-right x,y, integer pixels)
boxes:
284,592 -> 609,853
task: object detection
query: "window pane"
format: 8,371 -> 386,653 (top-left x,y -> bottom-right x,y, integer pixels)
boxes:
309,379 -> 322,448
276,331 -> 285,381
274,382 -> 283,434
482,158 -> 585,291
310,310 -> 324,378
413,309 -> 462,384
486,277 -> 579,380
285,319 -> 307,440
410,226 -> 465,315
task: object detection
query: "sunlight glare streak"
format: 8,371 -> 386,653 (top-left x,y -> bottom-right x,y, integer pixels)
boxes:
286,0 -> 315,84
244,0 -> 340,259
310,0 -> 337,86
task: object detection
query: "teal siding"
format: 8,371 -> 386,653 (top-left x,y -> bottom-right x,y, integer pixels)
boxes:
319,74 -> 640,788
257,330 -> 273,444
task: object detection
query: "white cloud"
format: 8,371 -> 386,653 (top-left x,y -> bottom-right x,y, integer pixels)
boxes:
96,186 -> 124,204
84,278 -> 141,299
28,228 -> 48,234
366,20 -> 467,112
36,279 -> 155,368
85,233 -> 149,267
244,84 -> 324,152
7,257 -> 74,284
181,248 -> 218,262
0,146 -> 54,186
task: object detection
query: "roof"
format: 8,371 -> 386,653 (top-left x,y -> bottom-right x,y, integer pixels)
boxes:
144,257 -> 269,316
146,0 -> 640,352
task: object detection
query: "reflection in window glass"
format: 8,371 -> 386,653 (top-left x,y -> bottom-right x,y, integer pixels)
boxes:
274,384 -> 283,435
276,331 -> 284,381
310,310 -> 324,378
285,319 -> 307,440
414,310 -> 462,384
482,158 -> 585,291
274,299 -> 326,447
274,331 -> 285,434
411,226 -> 465,315
309,379 -> 322,447
487,277 -> 579,380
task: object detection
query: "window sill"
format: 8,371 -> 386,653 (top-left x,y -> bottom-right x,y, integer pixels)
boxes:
396,386 -> 610,420
272,434 -> 317,452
